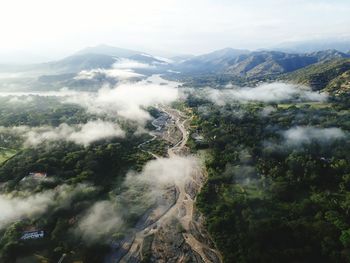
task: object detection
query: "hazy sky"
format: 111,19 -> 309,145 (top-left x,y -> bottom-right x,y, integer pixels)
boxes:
0,0 -> 350,60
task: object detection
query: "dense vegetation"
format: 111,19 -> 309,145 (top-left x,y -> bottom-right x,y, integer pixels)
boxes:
0,96 -> 93,127
0,139 -> 152,262
284,58 -> 350,92
0,97 -> 155,262
187,94 -> 350,262
1,53 -> 350,262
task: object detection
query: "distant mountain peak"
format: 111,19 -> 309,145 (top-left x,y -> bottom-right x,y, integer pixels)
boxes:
74,44 -> 142,58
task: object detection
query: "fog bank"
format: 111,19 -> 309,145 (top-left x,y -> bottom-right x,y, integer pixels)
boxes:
75,156 -> 199,241
0,184 -> 95,230
283,126 -> 346,145
202,82 -> 327,104
1,120 -> 125,147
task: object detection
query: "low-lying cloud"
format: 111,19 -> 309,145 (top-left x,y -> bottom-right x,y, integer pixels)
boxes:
113,58 -> 155,69
283,126 -> 346,145
74,68 -> 144,81
2,120 -> 125,147
65,78 -> 180,124
260,105 -> 277,117
0,184 -> 95,230
125,155 -> 199,186
203,82 -> 327,104
75,156 -> 199,241
76,200 -> 123,242
0,76 -> 181,125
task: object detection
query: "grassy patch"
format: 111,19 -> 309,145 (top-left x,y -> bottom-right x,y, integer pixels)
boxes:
278,102 -> 332,109
0,147 -> 17,164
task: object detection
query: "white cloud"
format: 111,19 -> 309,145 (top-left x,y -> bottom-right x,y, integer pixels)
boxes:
0,75 -> 181,127
76,200 -> 123,242
75,156 -> 199,241
0,192 -> 53,229
6,120 -> 125,147
0,184 -> 95,230
283,126 -> 346,145
74,68 -> 144,81
113,58 -> 154,69
8,96 -> 34,104
65,77 -> 180,124
204,82 -> 327,104
125,155 -> 199,186
260,105 -> 277,117
120,155 -> 200,213
0,89 -> 87,98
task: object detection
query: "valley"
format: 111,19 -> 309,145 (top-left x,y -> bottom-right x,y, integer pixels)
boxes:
107,106 -> 222,263
0,44 -> 349,263
2,0 -> 350,262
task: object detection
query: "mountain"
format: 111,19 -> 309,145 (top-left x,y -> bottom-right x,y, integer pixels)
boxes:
74,44 -> 142,58
225,49 -> 350,77
49,50 -> 171,74
175,48 -> 250,73
0,51 -> 170,79
0,53 -> 119,78
0,51 -> 175,91
327,67 -> 350,95
191,47 -> 250,62
224,51 -> 317,77
311,49 -> 350,61
2,46 -> 350,92
284,58 -> 350,93
175,48 -> 350,78
46,53 -> 116,73
128,54 -> 170,65
171,54 -> 195,63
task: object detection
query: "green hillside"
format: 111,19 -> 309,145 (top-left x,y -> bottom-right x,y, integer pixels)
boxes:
284,59 -> 350,92
326,69 -> 350,95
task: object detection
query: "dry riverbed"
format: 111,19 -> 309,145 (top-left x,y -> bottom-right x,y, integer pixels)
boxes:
106,106 -> 222,263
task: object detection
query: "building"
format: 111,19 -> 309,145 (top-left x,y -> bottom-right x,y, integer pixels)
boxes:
20,230 -> 44,240
21,172 -> 47,182
28,172 -> 47,179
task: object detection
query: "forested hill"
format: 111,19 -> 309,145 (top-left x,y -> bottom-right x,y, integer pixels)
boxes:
283,58 -> 350,94
173,49 -> 350,77
186,92 -> 350,262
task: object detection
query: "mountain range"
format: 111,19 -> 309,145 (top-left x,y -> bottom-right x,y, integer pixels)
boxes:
0,44 -> 350,92
173,48 -> 350,77
1,44 -> 350,75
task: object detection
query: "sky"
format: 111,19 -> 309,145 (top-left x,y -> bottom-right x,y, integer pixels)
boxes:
0,0 -> 350,61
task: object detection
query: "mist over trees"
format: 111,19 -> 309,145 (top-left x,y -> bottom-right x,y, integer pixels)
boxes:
186,92 -> 350,262
0,42 -> 350,262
